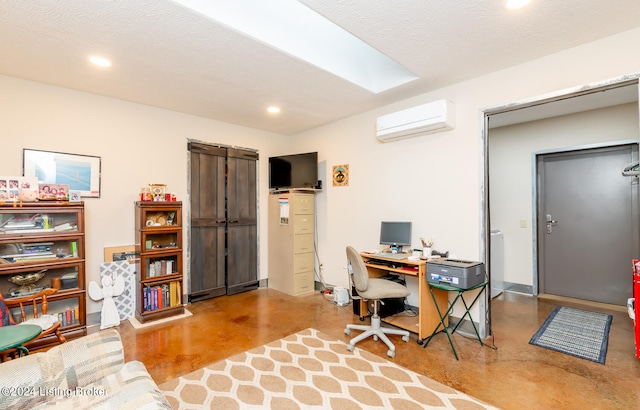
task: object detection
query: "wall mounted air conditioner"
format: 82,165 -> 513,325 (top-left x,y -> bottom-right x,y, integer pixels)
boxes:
376,100 -> 455,143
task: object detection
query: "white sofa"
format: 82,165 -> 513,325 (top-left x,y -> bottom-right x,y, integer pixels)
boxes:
0,328 -> 171,409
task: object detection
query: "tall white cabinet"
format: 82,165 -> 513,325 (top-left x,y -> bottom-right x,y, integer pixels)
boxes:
268,191 -> 315,296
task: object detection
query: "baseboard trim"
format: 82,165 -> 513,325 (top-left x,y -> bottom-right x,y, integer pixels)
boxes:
448,316 -> 483,339
502,282 -> 533,295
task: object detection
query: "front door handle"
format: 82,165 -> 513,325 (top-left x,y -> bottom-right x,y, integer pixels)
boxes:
546,214 -> 558,234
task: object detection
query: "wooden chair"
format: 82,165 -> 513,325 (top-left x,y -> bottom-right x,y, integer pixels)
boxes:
1,288 -> 66,361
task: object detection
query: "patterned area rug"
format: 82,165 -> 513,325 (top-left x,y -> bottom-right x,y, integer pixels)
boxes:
159,328 -> 497,409
529,305 -> 613,364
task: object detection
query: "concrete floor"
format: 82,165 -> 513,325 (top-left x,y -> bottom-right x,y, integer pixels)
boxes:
107,288 -> 640,409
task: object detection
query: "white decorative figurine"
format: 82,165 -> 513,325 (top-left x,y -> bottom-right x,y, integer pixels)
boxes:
89,274 -> 125,330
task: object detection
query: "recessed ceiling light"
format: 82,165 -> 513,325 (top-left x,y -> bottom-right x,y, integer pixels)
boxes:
89,56 -> 112,67
170,0 -> 417,94
505,0 -> 532,10
267,106 -> 281,114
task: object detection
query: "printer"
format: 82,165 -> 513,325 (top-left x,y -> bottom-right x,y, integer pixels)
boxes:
427,259 -> 485,289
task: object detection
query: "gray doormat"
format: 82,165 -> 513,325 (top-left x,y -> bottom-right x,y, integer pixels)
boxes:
529,305 -> 612,364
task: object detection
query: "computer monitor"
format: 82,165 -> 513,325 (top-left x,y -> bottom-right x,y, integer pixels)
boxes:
379,221 -> 412,253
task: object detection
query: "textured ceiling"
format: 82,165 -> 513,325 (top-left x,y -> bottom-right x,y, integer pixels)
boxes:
1,1 -> 639,135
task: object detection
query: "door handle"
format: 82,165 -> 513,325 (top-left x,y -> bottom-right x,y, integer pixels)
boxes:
546,214 -> 558,234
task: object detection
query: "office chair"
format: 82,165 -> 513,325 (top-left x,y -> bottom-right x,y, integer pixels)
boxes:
344,246 -> 410,358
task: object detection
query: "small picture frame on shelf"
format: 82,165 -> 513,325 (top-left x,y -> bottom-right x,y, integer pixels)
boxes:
69,190 -> 81,202
38,183 -> 69,201
0,176 -> 38,202
149,184 -> 166,201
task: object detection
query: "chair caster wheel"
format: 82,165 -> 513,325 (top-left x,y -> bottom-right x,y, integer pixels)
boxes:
417,339 -> 424,345
347,344 -> 355,352
373,335 -> 379,341
387,349 -> 395,358
402,335 -> 410,342
344,328 -> 351,336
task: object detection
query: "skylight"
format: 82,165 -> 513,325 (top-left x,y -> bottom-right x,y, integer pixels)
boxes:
171,0 -> 418,94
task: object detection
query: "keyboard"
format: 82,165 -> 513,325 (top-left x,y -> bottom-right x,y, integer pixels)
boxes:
369,252 -> 409,260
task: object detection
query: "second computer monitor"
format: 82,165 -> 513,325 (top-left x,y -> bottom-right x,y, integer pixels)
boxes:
380,221 -> 412,253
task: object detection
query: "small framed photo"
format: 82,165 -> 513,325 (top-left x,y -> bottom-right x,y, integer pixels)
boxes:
69,190 -> 81,202
0,176 -> 38,202
38,183 -> 69,201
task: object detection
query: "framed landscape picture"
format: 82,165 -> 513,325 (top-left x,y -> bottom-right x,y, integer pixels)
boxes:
23,149 -> 101,198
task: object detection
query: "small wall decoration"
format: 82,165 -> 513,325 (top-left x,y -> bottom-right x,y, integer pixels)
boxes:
332,164 -> 349,187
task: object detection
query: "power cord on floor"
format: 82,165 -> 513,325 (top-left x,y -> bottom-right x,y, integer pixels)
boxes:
322,288 -> 333,302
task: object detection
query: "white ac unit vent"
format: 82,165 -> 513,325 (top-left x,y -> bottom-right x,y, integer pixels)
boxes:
376,100 -> 455,143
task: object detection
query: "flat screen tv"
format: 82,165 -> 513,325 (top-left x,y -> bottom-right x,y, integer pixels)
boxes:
269,152 -> 318,189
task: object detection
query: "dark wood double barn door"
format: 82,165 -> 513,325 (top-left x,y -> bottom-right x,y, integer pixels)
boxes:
189,143 -> 258,301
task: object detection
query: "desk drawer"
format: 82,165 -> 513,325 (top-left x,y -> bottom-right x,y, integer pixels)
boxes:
293,233 -> 314,254
293,215 -> 314,234
293,271 -> 314,295
293,252 -> 314,273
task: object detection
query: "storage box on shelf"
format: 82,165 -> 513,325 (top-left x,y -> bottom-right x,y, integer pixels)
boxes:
0,202 -> 86,348
134,201 -> 184,323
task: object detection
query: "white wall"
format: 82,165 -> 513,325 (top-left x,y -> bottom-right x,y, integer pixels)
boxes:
292,28 -> 640,308
490,103 -> 639,289
3,27 -> 640,318
0,75 -> 292,315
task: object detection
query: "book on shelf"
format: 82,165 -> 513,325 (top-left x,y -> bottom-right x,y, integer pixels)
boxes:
58,308 -> 79,327
7,242 -> 54,256
1,253 -> 56,263
0,228 -> 54,234
22,246 -> 52,254
3,222 -> 37,229
0,214 -> 42,229
1,250 -> 54,258
162,284 -> 169,307
54,222 -> 76,231
143,281 -> 181,312
169,281 -> 180,306
147,259 -> 176,277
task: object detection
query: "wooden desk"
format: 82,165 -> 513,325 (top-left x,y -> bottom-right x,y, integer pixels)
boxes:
360,253 -> 448,343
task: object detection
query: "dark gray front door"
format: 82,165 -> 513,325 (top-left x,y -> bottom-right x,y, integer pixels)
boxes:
537,144 -> 638,305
